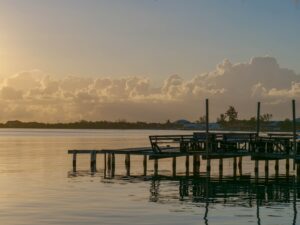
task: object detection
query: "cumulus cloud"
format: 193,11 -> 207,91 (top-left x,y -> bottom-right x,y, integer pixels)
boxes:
0,56 -> 299,122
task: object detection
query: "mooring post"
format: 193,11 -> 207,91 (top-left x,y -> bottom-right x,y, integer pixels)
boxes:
143,155 -> 147,176
265,160 -> 269,179
219,158 -> 223,179
255,160 -> 259,181
72,152 -> 77,172
172,157 -> 176,177
256,102 -> 261,136
297,164 -> 300,183
108,153 -> 112,171
205,98 -> 210,152
104,153 -> 107,177
90,151 -> 97,172
233,157 -> 237,177
125,154 -> 131,176
292,99 -> 297,169
111,153 -> 115,177
154,158 -> 158,176
193,154 -> 200,176
238,157 -> 243,175
185,155 -> 190,176
286,159 -> 290,176
275,159 -> 279,177
206,159 -> 211,176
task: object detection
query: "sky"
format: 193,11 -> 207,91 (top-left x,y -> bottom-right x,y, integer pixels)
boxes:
0,0 -> 300,122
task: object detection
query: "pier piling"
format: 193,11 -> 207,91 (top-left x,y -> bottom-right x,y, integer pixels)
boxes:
172,157 -> 176,177
143,155 -> 147,176
72,153 -> 77,172
125,154 -> 131,176
185,156 -> 190,176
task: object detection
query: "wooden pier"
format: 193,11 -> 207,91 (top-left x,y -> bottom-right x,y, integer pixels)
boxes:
68,99 -> 300,178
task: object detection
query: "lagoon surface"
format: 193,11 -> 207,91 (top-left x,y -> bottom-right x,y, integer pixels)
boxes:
0,129 -> 299,225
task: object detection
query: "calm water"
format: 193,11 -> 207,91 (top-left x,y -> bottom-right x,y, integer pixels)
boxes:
0,129 -> 299,225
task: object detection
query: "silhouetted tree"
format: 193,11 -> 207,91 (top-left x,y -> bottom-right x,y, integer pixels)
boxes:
225,106 -> 238,122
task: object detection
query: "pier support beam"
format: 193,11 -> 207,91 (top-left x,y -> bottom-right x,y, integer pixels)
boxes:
90,151 -> 97,172
108,154 -> 112,171
233,157 -> 237,177
206,159 -> 211,176
219,158 -> 223,179
275,159 -> 279,177
185,156 -> 190,176
193,155 -> 200,176
238,157 -> 243,175
111,153 -> 115,177
72,153 -> 77,172
154,158 -> 158,176
286,159 -> 290,177
143,155 -> 147,176
172,157 -> 176,177
297,164 -> 300,183
125,154 -> 131,176
264,160 -> 269,180
104,153 -> 107,177
255,160 -> 259,181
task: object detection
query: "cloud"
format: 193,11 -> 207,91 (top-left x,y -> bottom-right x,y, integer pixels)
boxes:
0,56 -> 299,122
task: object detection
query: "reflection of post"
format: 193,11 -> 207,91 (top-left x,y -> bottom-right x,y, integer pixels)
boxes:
149,180 -> 160,202
125,154 -> 131,176
256,202 -> 261,225
154,158 -> 158,176
172,157 -> 176,177
143,155 -> 147,176
293,179 -> 297,225
185,156 -> 190,177
72,153 -> 77,172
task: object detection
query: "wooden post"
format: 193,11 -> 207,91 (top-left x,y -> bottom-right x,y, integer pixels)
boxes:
286,158 -> 290,177
104,153 -> 107,177
172,157 -> 176,177
297,164 -> 300,183
90,151 -> 97,172
125,154 -> 131,176
193,155 -> 200,176
205,99 -> 210,153
185,155 -> 190,176
255,160 -> 259,181
143,155 -> 147,176
275,159 -> 279,177
108,153 -> 112,171
72,153 -> 77,172
233,157 -> 237,177
256,102 -> 261,136
265,160 -> 269,179
111,153 -> 115,177
154,158 -> 158,176
292,100 -> 297,168
206,159 -> 211,176
238,157 -> 243,175
219,158 -> 223,179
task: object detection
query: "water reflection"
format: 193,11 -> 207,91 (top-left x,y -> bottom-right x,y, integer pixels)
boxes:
68,169 -> 300,225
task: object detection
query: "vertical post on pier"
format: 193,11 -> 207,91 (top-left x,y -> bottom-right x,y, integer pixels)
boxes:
264,159 -> 269,180
154,158 -> 158,176
238,157 -> 243,175
297,163 -> 300,183
111,153 -> 115,177
104,153 -> 107,177
292,99 -> 297,169
219,158 -> 223,179
233,157 -> 237,178
286,158 -> 290,177
193,155 -> 200,176
172,157 -> 176,177
205,99 -> 211,173
125,154 -> 131,176
143,155 -> 147,176
185,155 -> 190,176
255,160 -> 259,182
108,153 -> 112,171
90,151 -> 97,172
275,159 -> 279,177
256,102 -> 261,136
72,152 -> 77,172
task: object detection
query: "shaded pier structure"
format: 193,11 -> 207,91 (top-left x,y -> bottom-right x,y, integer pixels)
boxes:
68,99 -> 300,179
